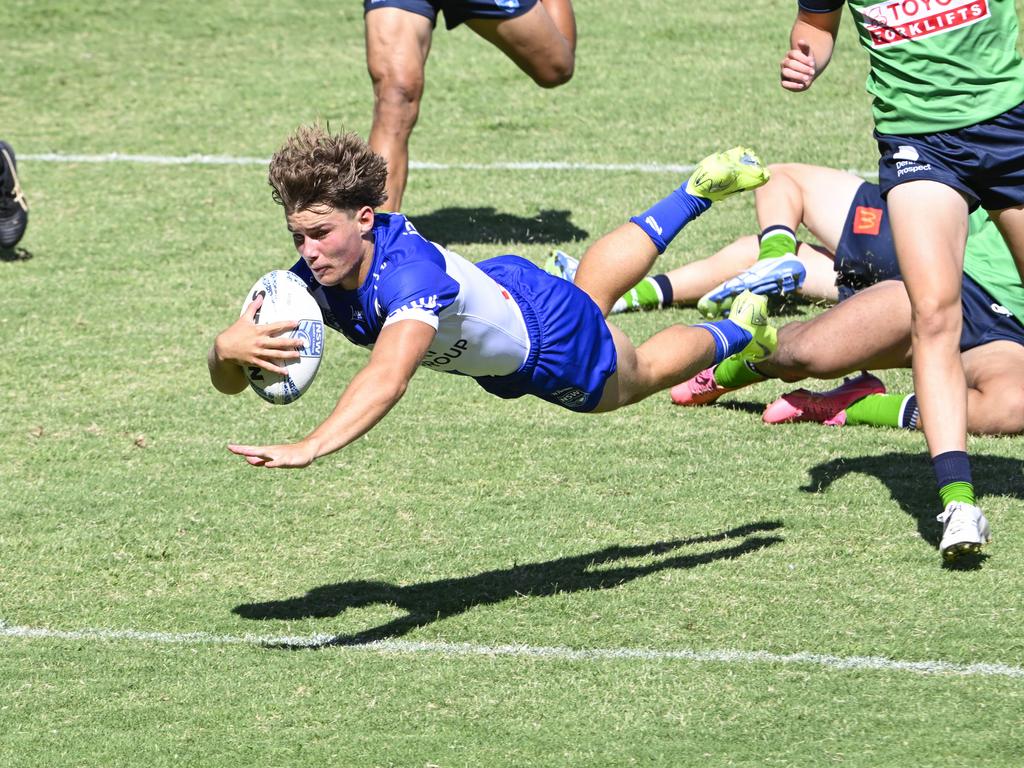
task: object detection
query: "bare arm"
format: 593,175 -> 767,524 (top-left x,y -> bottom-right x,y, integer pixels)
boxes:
781,9 -> 842,92
227,318 -> 437,468
208,294 -> 303,395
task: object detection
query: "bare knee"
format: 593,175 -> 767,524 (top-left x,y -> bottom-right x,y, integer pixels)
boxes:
370,72 -> 425,131
1000,388 -> 1024,433
764,323 -> 833,381
529,53 -> 574,87
910,295 -> 961,342
971,385 -> 1024,434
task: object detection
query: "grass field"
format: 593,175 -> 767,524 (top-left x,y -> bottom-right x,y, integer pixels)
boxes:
3,1 -> 1024,765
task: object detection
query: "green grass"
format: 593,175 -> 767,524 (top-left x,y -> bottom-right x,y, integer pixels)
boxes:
2,1 -> 1024,766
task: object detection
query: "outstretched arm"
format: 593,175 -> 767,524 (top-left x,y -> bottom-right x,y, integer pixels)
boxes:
228,318 -> 437,468
781,9 -> 842,92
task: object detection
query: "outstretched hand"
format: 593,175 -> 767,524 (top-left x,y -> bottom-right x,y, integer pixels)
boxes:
227,441 -> 317,469
781,39 -> 817,91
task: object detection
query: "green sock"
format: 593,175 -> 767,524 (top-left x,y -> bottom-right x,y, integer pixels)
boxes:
615,276 -> 670,312
843,393 -> 905,427
939,481 -> 976,507
758,227 -> 797,261
632,276 -> 664,310
713,357 -> 767,388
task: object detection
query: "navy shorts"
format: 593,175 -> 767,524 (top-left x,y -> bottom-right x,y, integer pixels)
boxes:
959,274 -> 1024,352
364,0 -> 537,29
834,182 -> 901,301
473,255 -> 617,412
876,100 -> 1024,211
829,185 -> 1023,351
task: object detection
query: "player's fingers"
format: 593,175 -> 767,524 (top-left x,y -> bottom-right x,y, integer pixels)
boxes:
263,320 -> 300,335
253,358 -> 292,375
228,444 -> 273,466
781,57 -> 814,76
228,443 -> 272,457
262,336 -> 306,351
242,294 -> 265,320
797,38 -> 812,56
781,66 -> 813,87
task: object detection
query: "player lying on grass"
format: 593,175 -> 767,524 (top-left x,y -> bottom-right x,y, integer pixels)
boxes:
671,171 -> 1024,560
546,162 -> 851,316
208,124 -> 774,469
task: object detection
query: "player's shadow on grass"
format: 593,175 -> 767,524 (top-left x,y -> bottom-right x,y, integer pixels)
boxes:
411,207 -> 588,245
802,451 -> 1023,568
233,520 -> 782,649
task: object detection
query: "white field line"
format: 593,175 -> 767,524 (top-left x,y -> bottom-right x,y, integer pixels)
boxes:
0,621 -> 1019,678
21,152 -> 879,178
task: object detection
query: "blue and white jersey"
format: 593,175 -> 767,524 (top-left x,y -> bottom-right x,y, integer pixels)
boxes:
290,213 -> 530,378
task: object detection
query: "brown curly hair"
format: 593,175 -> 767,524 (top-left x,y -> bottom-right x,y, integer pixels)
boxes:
268,124 -> 388,214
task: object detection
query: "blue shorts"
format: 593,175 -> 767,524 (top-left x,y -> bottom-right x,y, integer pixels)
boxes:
363,0 -> 537,29
834,182 -> 901,301
876,100 -> 1024,211
473,255 -> 617,412
959,274 -> 1024,352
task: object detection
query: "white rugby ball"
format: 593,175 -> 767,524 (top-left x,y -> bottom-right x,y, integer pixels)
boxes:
240,270 -> 324,405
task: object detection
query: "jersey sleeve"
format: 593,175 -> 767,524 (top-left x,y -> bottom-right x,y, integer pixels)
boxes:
376,258 -> 461,331
798,0 -> 844,11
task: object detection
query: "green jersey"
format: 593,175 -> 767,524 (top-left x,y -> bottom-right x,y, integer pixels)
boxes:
800,0 -> 1024,133
964,208 -> 1024,322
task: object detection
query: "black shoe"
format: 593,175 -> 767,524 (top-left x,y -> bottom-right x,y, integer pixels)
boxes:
0,141 -> 29,248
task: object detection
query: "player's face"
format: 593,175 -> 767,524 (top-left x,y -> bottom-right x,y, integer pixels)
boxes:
287,205 -> 374,289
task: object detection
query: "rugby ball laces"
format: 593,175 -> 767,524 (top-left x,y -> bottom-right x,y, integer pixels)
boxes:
239,270 -> 324,404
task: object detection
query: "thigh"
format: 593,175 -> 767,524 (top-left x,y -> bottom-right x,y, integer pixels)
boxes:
592,324 -> 636,413
796,242 -> 839,302
364,6 -> 434,83
768,280 -> 913,377
989,205 -> 1024,283
963,340 -> 1024,390
886,181 -> 968,310
464,2 -> 569,78
776,164 -> 865,253
962,340 -> 1024,434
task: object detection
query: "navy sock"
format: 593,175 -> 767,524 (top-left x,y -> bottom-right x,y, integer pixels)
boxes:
651,273 -> 674,307
899,394 -> 919,429
629,187 -> 711,253
694,319 -> 752,364
932,450 -> 972,487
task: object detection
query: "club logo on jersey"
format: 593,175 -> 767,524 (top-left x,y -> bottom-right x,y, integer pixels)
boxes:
859,0 -> 990,48
853,206 -> 884,236
496,0 -> 521,11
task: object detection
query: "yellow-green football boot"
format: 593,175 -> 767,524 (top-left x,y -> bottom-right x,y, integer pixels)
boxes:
685,146 -> 770,202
